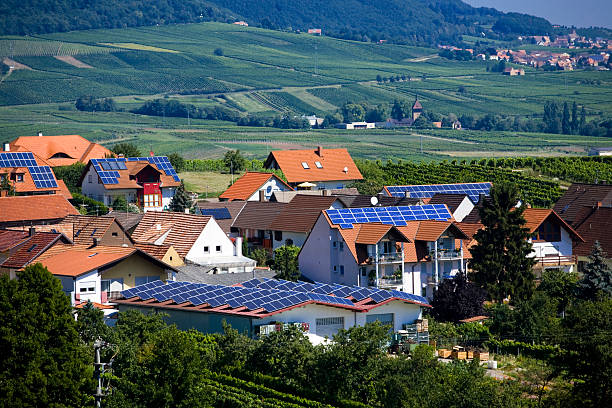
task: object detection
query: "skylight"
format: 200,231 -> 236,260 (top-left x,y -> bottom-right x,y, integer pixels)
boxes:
301,162 -> 310,169
315,161 -> 323,169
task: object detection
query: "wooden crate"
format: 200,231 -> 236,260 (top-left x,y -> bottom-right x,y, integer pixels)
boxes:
438,349 -> 452,358
452,350 -> 467,360
475,351 -> 489,362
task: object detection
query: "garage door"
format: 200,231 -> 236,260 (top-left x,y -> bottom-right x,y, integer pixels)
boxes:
366,313 -> 394,330
316,317 -> 344,338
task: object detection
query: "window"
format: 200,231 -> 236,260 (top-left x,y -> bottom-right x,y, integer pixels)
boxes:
79,282 -> 96,293
360,267 -> 367,277
535,221 -> 561,242
216,245 -> 221,252
339,242 -> 344,251
301,162 -> 310,169
75,229 -> 82,237
90,228 -> 97,236
315,161 -> 323,168
88,174 -> 92,184
333,241 -> 337,248
333,266 -> 337,272
0,174 -> 5,182
274,231 -> 283,241
143,194 -> 161,208
16,174 -> 23,182
111,232 -> 118,237
204,246 -> 209,253
340,265 -> 344,275
135,276 -> 160,286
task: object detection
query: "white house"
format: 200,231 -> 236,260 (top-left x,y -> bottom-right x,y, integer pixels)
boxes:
131,211 -> 255,274
219,171 -> 293,202
80,157 -> 180,212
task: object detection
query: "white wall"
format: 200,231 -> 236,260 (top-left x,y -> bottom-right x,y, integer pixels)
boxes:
272,231 -> 307,250
186,218 -> 236,263
299,215 -> 333,283
247,178 -> 291,201
74,270 -> 101,304
530,227 -> 573,258
81,166 -> 108,203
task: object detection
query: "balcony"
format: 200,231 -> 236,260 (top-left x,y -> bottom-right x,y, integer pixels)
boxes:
534,254 -> 577,268
431,249 -> 462,260
377,276 -> 403,288
365,252 -> 404,265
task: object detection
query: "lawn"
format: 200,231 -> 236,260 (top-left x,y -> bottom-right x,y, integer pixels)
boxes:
180,171 -> 241,195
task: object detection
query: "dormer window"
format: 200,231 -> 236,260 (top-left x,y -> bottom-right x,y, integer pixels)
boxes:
315,161 -> 323,168
301,162 -> 309,169
16,174 -> 24,183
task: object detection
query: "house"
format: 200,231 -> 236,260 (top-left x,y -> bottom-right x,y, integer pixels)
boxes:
588,147 -> 612,156
452,120 -> 462,130
80,156 -> 180,211
115,277 -> 430,340
196,201 -> 247,236
0,151 -> 72,198
34,243 -> 177,310
427,193 -> 474,222
268,195 -> 343,249
412,99 -> 423,121
298,205 -> 468,298
111,212 -> 144,235
502,67 -> 525,76
232,201 -> 287,251
0,230 -> 30,264
0,195 -> 79,228
334,122 -> 375,130
63,214 -> 134,246
553,183 -> 612,227
131,211 -> 255,273
571,206 -> 612,271
134,242 -> 184,267
8,133 -> 112,167
233,21 -> 248,26
0,231 -> 72,279
270,188 -> 360,203
307,28 -> 322,35
219,171 -> 293,202
302,115 -> 324,126
382,183 -> 491,205
263,146 -> 363,190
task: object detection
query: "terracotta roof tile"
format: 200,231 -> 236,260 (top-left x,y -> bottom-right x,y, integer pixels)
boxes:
264,148 -> 362,183
111,213 -> 144,231
74,301 -> 115,310
0,230 -> 28,252
62,215 -> 134,245
269,195 -> 338,233
0,195 -> 79,224
0,166 -> 62,195
134,242 -> 172,261
131,212 -> 211,257
355,223 -> 394,244
573,207 -> 612,257
83,160 -> 180,190
9,135 -> 113,166
219,172 -> 293,201
0,232 -> 67,268
232,201 -> 287,231
35,244 -> 138,277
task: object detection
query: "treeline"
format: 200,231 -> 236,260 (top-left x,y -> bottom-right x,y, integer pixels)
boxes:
132,98 -> 239,122
492,12 -> 553,35
542,101 -> 612,137
75,96 -> 117,112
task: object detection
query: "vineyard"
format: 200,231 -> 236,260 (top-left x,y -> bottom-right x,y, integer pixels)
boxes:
357,161 -> 564,207
489,156 -> 612,184
0,39 -> 113,57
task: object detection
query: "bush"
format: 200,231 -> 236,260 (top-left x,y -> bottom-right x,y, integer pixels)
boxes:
70,192 -> 108,215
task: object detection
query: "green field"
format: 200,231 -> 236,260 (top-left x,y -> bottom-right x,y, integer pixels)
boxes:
0,21 -> 610,161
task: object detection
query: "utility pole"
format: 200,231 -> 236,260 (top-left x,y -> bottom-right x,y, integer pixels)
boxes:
94,340 -> 105,408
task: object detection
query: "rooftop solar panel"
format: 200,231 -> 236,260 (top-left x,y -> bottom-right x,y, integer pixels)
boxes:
325,205 -> 452,228
385,183 -> 492,203
199,207 -> 232,220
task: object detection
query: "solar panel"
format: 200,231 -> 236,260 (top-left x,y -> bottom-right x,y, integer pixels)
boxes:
199,207 -> 232,220
0,152 -> 37,168
385,183 -> 492,203
325,205 -> 452,228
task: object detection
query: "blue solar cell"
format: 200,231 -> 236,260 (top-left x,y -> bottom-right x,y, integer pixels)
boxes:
200,207 -> 232,219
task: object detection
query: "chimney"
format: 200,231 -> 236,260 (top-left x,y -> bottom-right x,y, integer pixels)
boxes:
235,236 -> 243,257
259,190 -> 266,202
28,227 -> 35,237
3,142 -> 9,152
37,131 -> 43,137
316,145 -> 323,157
184,208 -> 190,214
322,189 -> 329,196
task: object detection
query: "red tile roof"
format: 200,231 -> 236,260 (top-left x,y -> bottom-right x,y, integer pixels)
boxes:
219,172 -> 293,201
553,183 -> 612,227
0,230 -> 28,252
523,208 -> 583,241
264,147 -> 362,183
9,135 -> 112,167
0,166 -> 62,195
131,212 -> 212,257
0,232 -> 68,268
0,195 -> 79,224
573,207 -> 612,257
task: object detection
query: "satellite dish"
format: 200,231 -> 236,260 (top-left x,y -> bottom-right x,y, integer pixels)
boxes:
370,196 -> 379,206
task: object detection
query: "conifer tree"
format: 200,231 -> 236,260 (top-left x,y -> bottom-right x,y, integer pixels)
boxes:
562,102 -> 571,134
571,101 -> 579,134
577,241 -> 612,300
469,183 -> 536,303
168,180 -> 192,213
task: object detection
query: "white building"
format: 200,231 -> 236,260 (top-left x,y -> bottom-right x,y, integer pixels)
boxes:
219,171 -> 293,202
80,157 -> 180,212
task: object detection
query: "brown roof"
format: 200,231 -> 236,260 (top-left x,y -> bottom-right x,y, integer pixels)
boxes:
573,207 -> 612,257
196,201 -> 246,235
232,201 -> 287,231
0,230 -> 28,252
62,215 -> 133,245
269,195 -> 338,233
134,242 -> 173,261
523,208 -> 583,242
111,212 -> 144,231
355,224 -> 410,244
454,222 -> 484,239
131,212 -> 212,257
219,172 -> 293,201
264,148 -> 363,183
334,194 -> 420,208
428,193 -> 469,213
0,232 -> 69,268
0,195 -> 79,224
553,183 -> 612,227
9,135 -> 112,167
412,99 -> 423,110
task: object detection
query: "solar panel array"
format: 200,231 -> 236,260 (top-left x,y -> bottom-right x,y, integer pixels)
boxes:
0,152 -> 58,189
199,207 -> 232,220
121,279 -> 356,313
242,278 -> 430,306
91,157 -> 181,185
385,183 -> 492,203
325,205 -> 452,229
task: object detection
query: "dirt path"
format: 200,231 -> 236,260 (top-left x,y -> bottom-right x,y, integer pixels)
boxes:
405,54 -> 439,62
2,57 -> 32,70
54,55 -> 93,68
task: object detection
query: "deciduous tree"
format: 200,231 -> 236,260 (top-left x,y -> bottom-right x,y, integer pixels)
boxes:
273,245 -> 300,281
431,272 -> 487,322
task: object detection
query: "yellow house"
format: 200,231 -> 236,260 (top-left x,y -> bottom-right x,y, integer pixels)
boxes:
135,243 -> 185,267
34,243 -> 178,307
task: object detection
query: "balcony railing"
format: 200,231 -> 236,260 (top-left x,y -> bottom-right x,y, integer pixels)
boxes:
431,249 -> 462,259
365,252 -> 404,264
534,254 -> 577,267
377,276 -> 403,287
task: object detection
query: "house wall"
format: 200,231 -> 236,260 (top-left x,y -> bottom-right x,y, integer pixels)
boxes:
186,219 -> 235,263
530,227 -> 573,258
453,198 -> 475,222
101,255 -> 169,289
247,178 -> 291,201
101,222 -> 133,247
312,180 -> 357,190
272,231 -> 307,250
81,166 -> 109,203
299,215 -> 333,283
161,187 -> 175,210
162,246 -> 185,267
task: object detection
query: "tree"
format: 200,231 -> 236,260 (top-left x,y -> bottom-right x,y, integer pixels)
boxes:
0,264 -> 90,407
577,241 -> 612,300
431,272 -> 487,322
341,103 -> 366,122
112,195 -> 128,212
223,149 -> 247,172
214,47 -> 224,56
273,245 -> 300,281
111,142 -> 141,157
167,152 -> 185,172
469,183 -> 536,303
75,300 -> 110,344
561,102 -> 571,134
53,162 -> 86,192
0,174 -> 15,196
390,100 -> 405,120
571,101 -> 579,134
169,180 -> 192,213
537,268 -> 578,315
376,74 -> 382,83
